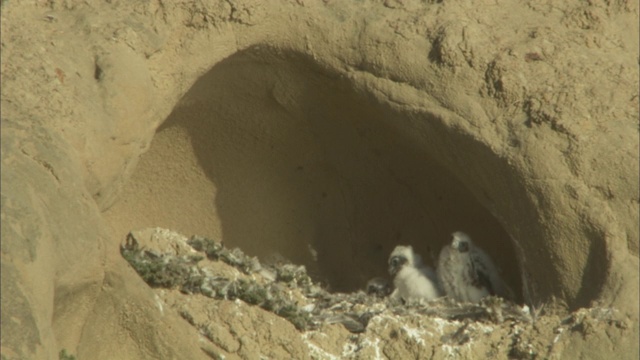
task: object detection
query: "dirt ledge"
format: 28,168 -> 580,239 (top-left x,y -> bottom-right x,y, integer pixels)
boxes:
1,0 -> 638,359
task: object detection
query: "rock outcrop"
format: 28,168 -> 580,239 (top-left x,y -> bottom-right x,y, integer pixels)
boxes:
1,0 -> 638,359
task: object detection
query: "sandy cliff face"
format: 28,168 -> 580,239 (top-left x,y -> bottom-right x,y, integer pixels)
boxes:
1,0 -> 638,359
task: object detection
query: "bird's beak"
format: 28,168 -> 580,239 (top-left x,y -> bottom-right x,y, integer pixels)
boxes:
388,263 -> 397,276
388,256 -> 401,276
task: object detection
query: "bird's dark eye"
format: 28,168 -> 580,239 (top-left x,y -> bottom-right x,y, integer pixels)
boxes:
458,242 -> 469,252
390,256 -> 406,267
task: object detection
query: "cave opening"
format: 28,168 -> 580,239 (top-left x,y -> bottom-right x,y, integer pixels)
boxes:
105,47 -> 523,303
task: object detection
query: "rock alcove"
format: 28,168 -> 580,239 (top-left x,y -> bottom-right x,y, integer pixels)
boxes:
4,1 -> 637,358
105,47 -> 524,302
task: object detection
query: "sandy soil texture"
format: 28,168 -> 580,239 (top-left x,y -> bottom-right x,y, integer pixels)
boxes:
1,0 -> 638,359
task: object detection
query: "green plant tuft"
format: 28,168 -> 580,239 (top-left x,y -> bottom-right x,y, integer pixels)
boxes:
59,349 -> 76,360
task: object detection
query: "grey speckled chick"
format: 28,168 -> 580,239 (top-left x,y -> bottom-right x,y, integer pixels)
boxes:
437,231 -> 513,303
388,245 -> 442,303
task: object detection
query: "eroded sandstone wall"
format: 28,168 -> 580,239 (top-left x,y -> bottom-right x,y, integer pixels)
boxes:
1,0 -> 638,359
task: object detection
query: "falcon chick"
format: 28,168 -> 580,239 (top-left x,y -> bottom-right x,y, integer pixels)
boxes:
388,245 -> 442,303
437,231 -> 513,303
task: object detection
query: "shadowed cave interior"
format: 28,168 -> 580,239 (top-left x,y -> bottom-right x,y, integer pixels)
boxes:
105,47 -> 524,303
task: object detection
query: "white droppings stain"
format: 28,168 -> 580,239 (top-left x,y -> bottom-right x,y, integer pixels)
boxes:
154,294 -> 164,314
359,337 -> 383,360
301,333 -> 339,360
402,325 -> 426,345
442,344 -> 458,358
341,342 -> 358,357
442,341 -> 474,359
432,317 -> 460,333
470,321 -> 495,334
373,313 -> 398,327
301,303 -> 316,313
553,327 -> 564,344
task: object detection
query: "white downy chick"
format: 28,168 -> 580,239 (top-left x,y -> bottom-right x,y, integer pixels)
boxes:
388,245 -> 442,303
